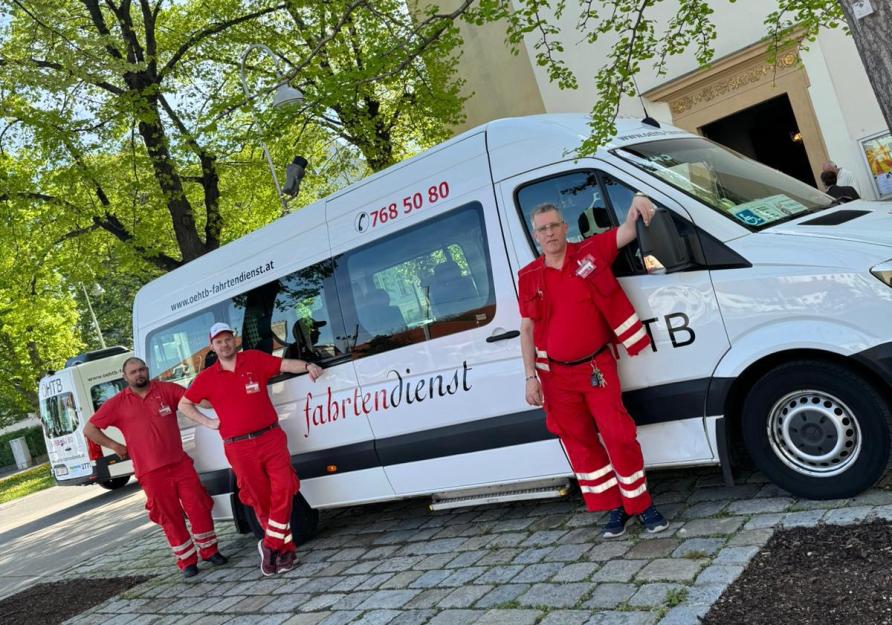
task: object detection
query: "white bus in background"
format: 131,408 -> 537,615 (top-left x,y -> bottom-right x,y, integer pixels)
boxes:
133,114 -> 892,545
38,347 -> 135,489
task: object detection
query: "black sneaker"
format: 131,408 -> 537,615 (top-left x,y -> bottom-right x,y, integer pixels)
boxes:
258,539 -> 277,576
206,552 -> 228,566
602,507 -> 631,539
182,564 -> 199,579
638,505 -> 670,534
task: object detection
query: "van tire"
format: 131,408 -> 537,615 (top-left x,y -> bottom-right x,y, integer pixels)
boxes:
741,360 -> 891,500
98,476 -> 130,490
245,493 -> 320,545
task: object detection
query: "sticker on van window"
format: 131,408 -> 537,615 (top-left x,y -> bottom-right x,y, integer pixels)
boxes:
355,181 -> 451,233
730,194 -> 808,226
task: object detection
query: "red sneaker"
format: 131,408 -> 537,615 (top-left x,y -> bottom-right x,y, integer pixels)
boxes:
276,550 -> 296,574
257,540 -> 277,576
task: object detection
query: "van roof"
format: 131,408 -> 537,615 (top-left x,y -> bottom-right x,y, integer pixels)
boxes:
64,346 -> 130,369
133,114 -> 693,325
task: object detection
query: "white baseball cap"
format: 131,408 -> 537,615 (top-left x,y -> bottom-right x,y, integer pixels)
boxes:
209,322 -> 234,341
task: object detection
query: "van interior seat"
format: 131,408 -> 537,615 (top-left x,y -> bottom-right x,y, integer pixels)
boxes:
358,288 -> 407,337
429,260 -> 478,319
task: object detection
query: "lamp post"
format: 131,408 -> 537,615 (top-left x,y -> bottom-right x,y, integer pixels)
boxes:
81,283 -> 107,349
239,44 -> 305,214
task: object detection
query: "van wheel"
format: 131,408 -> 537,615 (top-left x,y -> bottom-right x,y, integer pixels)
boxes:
98,476 -> 130,490
246,493 -> 320,545
741,360 -> 891,499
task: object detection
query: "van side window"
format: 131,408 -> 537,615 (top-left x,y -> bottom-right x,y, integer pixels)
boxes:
146,259 -> 344,381
338,202 -> 496,356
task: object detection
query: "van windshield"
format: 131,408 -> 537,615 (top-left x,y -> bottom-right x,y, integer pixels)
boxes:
614,137 -> 835,230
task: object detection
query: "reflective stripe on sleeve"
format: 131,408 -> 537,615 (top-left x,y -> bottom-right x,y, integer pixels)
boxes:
622,327 -> 647,349
613,314 -> 639,337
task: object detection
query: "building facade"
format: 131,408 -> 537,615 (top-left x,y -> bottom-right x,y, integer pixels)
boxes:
433,0 -> 891,200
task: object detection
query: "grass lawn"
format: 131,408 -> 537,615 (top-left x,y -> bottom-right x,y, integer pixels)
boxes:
0,463 -> 54,505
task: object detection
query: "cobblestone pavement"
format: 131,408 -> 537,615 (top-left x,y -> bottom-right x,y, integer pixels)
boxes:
53,466 -> 892,625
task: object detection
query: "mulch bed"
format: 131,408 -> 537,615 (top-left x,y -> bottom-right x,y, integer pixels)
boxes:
702,519 -> 892,625
0,577 -> 149,625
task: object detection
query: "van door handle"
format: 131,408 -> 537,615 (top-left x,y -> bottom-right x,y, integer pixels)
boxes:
486,330 -> 520,343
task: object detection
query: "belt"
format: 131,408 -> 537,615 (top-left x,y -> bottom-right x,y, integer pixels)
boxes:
223,423 -> 279,445
548,344 -> 609,367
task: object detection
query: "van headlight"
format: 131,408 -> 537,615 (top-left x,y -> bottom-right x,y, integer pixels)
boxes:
871,260 -> 892,287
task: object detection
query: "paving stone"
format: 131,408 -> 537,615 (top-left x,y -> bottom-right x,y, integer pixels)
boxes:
851,489 -> 892,506
586,611 -> 658,625
425,610 -> 485,625
487,533 -> 528,548
517,582 -> 592,608
477,549 -> 521,566
685,583 -> 725,606
411,570 -> 452,589
474,584 -> 531,609
875,504 -> 892,521
545,543 -> 591,562
317,612 -> 362,625
380,571 -> 425,589
299,594 -> 346,612
335,592 -> 375,611
224,616 -> 292,625
350,611 -> 401,625
680,501 -> 728,519
628,583 -> 686,609
726,497 -> 793,515
653,491 -> 688,505
566,513 -> 603,528
355,574 -> 396,591
782,510 -> 826,527
512,548 -> 553,564
635,558 -> 702,583
538,611 -> 591,625
404,588 -> 451,609
789,498 -> 850,511
625,539 -> 679,559
823,505 -> 874,525
491,518 -> 536,532
475,609 -> 542,625
261,595 -> 312,613
726,528 -> 773,547
591,559 -> 646,582
655,604 -> 708,625
671,538 -> 724,558
357,590 -> 422,610
457,536 -> 496,552
228,595 -> 277,613
687,484 -> 759,502
714,545 -> 760,564
695,564 -> 743,585
438,585 -> 493,609
552,562 -> 599,582
445,550 -> 488,568
511,562 -> 564,583
583,583 -> 635,609
742,514 -> 784,530
375,557 -> 424,573
587,542 -> 632,561
676,517 -> 744,536
413,554 -> 457,570
521,530 -> 568,547
388,610 -> 436,625
439,567 -> 486,587
476,565 -> 523,584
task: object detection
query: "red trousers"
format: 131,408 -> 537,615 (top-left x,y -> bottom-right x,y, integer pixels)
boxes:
224,426 -> 299,553
139,455 -> 219,570
539,350 -> 653,515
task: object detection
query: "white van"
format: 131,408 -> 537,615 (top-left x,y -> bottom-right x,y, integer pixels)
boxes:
134,114 -> 892,542
38,347 -> 135,488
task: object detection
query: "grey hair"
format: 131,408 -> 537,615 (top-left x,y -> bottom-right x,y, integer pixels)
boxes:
121,356 -> 147,373
530,202 -> 564,227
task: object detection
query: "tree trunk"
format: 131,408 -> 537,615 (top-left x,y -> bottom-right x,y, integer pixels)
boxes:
838,0 -> 892,133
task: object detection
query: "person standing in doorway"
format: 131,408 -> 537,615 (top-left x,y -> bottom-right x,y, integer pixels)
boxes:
84,357 -> 227,578
178,323 -> 324,576
822,161 -> 861,197
518,198 -> 669,539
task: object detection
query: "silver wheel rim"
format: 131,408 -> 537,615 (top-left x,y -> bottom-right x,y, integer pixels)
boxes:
767,390 -> 861,478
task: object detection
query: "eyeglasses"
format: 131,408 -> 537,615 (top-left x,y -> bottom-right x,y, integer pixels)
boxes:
534,222 -> 564,234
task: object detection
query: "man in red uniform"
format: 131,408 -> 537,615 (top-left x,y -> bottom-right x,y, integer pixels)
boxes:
84,357 -> 227,578
178,322 -> 323,576
519,198 -> 669,539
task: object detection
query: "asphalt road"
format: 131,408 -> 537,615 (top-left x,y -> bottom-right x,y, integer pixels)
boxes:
0,480 -> 153,600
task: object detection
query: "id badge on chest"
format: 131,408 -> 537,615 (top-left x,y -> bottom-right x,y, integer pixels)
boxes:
244,373 -> 260,394
158,403 -> 173,416
575,254 -> 596,279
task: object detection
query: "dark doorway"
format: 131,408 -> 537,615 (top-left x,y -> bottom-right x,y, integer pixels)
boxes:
700,94 -> 816,187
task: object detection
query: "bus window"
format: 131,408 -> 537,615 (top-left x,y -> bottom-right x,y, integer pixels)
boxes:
40,392 -> 78,439
91,379 -> 126,411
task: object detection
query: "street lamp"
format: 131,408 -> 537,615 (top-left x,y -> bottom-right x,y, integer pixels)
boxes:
239,44 -> 305,213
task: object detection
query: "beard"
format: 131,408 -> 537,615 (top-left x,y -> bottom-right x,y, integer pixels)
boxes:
131,377 -> 149,389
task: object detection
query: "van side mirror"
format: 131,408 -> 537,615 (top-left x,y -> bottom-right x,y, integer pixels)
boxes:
635,209 -> 694,274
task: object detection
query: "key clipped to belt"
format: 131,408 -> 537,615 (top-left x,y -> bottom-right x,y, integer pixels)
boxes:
590,361 -> 607,388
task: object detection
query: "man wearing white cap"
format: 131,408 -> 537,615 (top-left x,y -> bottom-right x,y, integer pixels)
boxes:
178,322 -> 323,576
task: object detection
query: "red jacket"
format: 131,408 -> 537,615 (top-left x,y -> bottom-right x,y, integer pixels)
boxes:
518,231 -> 651,366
